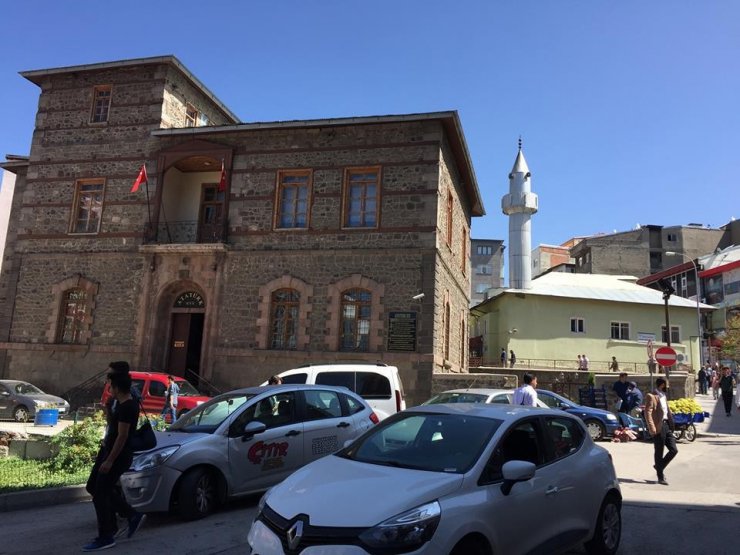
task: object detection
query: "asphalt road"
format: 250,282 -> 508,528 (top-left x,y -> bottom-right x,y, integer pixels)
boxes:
2,394 -> 738,555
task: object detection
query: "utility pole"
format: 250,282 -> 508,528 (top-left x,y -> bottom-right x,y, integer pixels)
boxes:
659,278 -> 675,380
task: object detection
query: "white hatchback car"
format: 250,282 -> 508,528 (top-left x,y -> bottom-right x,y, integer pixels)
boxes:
247,404 -> 621,555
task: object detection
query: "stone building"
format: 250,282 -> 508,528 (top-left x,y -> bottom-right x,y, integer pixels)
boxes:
570,224 -> 725,277
0,56 -> 485,405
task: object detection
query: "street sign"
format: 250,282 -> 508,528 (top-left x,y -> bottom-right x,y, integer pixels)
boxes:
655,346 -> 677,366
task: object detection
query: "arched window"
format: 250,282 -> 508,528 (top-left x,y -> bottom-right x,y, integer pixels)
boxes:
270,289 -> 300,349
340,288 -> 372,351
57,288 -> 88,344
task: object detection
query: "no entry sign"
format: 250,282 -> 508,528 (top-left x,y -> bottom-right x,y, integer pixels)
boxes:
655,346 -> 677,366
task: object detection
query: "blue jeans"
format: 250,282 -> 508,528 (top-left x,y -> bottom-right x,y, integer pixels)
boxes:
161,405 -> 177,423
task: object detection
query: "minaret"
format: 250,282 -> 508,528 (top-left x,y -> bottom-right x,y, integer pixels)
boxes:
502,139 -> 538,289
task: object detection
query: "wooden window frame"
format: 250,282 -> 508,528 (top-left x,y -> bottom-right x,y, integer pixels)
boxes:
339,288 -> 372,352
185,103 -> 199,127
90,85 -> 112,124
274,169 -> 313,230
342,166 -> 381,229
446,190 -> 454,247
56,288 -> 88,344
269,288 -> 300,350
69,178 -> 106,235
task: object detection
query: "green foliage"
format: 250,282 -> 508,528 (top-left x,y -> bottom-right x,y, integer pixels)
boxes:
45,411 -> 105,473
587,372 -> 595,386
721,314 -> 740,360
0,458 -> 88,493
144,414 -> 169,431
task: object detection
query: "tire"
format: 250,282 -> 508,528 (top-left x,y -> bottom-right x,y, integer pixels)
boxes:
585,419 -> 606,442
584,493 -> 621,555
177,468 -> 219,520
13,405 -> 29,422
450,535 -> 490,555
685,423 -> 697,442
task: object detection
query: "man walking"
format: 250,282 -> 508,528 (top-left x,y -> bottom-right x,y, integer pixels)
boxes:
697,366 -> 708,395
161,374 -> 179,424
719,366 -> 736,417
84,373 -> 145,551
582,354 -> 590,372
500,348 -> 507,368
512,373 -> 538,406
509,350 -> 516,369
645,378 -> 678,485
609,356 -> 619,372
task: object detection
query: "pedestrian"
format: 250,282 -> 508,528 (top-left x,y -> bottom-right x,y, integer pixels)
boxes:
612,372 -> 629,413
644,377 -> 678,486
500,348 -> 507,368
625,381 -> 643,414
577,354 -> 583,371
719,366 -> 736,417
582,354 -> 590,371
83,372 -> 145,551
160,374 -> 179,424
267,375 -> 283,385
609,356 -> 619,372
711,369 -> 720,400
512,373 -> 538,406
509,350 -> 516,369
697,366 -> 708,395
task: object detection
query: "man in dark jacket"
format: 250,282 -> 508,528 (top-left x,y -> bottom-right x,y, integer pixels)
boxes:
719,366 -> 737,417
697,366 -> 708,395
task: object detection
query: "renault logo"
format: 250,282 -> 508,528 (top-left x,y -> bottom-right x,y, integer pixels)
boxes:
286,520 -> 304,550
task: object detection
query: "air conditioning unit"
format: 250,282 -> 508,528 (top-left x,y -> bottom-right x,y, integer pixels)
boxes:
676,353 -> 686,363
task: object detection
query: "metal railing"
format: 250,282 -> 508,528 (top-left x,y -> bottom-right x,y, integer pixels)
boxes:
471,358 -> 692,374
145,219 -> 226,244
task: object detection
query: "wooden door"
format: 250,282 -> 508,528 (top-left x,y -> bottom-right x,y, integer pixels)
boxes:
168,313 -> 191,373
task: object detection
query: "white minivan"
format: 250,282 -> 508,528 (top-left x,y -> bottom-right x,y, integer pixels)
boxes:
267,363 -> 406,420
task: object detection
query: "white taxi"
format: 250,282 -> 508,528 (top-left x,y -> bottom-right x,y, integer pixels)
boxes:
120,384 -> 378,520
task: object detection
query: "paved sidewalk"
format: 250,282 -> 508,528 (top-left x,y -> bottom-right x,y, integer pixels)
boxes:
0,419 -> 74,437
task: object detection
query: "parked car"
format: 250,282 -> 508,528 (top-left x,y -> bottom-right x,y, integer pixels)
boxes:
265,363 -> 406,420
120,384 -> 379,520
0,380 -> 71,422
536,389 -> 623,441
248,404 -> 622,555
101,371 -> 210,422
424,388 -> 549,408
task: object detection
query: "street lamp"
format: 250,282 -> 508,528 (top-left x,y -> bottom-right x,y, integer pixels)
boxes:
665,251 -> 703,367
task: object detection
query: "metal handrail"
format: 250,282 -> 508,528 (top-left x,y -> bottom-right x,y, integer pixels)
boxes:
144,218 -> 227,244
473,358 -> 692,374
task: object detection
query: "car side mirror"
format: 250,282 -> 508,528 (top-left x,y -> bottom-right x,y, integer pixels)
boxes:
242,421 -> 267,442
501,460 -> 536,496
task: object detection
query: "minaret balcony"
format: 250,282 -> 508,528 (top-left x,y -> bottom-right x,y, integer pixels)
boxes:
502,192 -> 538,215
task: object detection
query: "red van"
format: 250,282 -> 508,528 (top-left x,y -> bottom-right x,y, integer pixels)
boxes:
101,371 -> 210,422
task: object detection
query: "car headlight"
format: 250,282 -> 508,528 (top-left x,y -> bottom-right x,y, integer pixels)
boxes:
359,501 -> 441,551
33,400 -> 44,407
606,414 -> 618,421
130,445 -> 180,472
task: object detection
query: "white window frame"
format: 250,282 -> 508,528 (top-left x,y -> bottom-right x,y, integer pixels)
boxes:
661,325 -> 681,344
610,321 -> 630,340
570,317 -> 585,334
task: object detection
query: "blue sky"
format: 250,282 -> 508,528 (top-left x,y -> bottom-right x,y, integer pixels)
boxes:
1,0 -> 738,248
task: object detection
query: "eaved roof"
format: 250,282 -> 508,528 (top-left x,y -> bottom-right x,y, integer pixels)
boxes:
473,271 -> 714,312
19,55 -> 240,124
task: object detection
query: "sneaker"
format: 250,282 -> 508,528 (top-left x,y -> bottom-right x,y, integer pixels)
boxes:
82,537 -> 115,551
658,478 -> 669,486
127,513 -> 146,539
113,527 -> 128,539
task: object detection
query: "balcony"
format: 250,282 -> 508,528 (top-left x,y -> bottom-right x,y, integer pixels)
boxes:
145,218 -> 226,244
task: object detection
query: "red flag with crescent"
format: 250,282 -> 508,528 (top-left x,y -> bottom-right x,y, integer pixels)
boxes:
218,159 -> 227,192
130,164 -> 148,193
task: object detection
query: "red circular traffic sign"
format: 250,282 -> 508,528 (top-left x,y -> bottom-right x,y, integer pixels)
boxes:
655,346 -> 677,366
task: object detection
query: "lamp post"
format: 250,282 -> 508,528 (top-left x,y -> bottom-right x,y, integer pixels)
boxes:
665,251 -> 703,368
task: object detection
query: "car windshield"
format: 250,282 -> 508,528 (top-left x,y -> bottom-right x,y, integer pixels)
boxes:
539,390 -> 574,408
169,393 -> 255,433
14,382 -> 44,395
338,412 -> 502,473
174,379 -> 201,396
423,392 -> 489,404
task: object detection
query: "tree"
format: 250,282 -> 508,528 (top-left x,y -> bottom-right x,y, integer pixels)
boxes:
720,314 -> 740,361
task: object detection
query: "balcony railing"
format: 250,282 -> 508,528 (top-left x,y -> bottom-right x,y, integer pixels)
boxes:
144,219 -> 226,244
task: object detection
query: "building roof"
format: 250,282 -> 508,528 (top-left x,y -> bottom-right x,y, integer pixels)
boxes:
472,271 -> 714,314
19,55 -> 240,124
152,110 -> 486,217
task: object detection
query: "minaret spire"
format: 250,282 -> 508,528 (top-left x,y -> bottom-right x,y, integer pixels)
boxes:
502,139 -> 538,289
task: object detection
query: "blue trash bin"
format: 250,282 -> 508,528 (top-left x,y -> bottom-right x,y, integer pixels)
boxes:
34,408 -> 59,426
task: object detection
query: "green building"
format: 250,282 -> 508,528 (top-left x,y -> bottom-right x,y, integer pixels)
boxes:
471,272 -> 712,372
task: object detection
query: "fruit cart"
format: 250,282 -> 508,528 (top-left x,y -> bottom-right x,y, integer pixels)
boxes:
671,411 -> 710,442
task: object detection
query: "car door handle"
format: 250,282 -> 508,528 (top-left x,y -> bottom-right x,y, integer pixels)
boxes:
337,422 -> 351,428
545,486 -> 559,496
285,429 -> 301,437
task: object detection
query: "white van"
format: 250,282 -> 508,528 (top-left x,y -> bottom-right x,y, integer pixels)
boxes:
268,363 -> 406,420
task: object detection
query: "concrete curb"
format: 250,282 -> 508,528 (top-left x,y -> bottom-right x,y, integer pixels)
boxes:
0,484 -> 90,512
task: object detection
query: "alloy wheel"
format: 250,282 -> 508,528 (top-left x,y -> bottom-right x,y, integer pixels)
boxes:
601,501 -> 621,551
195,473 -> 215,514
14,406 -> 29,422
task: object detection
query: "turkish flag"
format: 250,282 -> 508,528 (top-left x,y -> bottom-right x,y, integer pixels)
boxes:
218,159 -> 227,192
131,164 -> 148,193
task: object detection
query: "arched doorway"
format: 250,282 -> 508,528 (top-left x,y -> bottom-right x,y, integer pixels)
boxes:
167,290 -> 206,383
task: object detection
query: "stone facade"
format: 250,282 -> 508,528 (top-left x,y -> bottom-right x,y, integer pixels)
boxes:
0,56 -> 484,406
